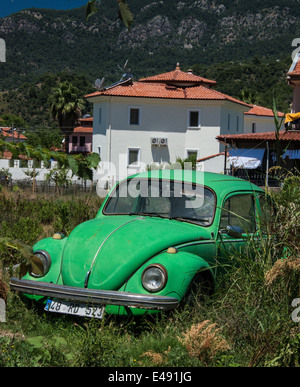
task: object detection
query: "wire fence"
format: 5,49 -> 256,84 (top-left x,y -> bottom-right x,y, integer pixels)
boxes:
225,169 -> 282,187
0,178 -> 99,196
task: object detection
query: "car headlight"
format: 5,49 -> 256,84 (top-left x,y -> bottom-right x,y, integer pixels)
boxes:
142,264 -> 167,293
30,250 -> 51,278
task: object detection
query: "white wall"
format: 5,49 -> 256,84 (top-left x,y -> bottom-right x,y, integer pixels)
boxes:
0,159 -> 51,181
0,160 -> 81,182
199,155 -> 225,174
92,97 -> 247,186
244,114 -> 284,134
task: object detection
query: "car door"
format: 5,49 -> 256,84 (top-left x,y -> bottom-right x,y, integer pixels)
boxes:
217,192 -> 258,266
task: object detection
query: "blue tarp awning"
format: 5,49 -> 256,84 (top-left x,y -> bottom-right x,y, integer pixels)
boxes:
283,150 -> 300,160
228,148 -> 266,160
228,148 -> 265,169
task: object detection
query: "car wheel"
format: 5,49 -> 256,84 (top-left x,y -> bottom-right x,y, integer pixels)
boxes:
182,273 -> 213,308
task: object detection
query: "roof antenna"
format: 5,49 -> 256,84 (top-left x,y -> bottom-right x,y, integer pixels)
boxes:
94,77 -> 105,91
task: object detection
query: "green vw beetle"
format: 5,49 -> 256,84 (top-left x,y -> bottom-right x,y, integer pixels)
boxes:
10,170 -> 271,318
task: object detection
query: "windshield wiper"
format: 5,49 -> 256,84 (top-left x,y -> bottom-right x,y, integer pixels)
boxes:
170,216 -> 210,224
128,212 -> 170,219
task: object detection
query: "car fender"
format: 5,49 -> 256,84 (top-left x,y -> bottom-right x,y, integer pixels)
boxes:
122,251 -> 214,302
21,237 -> 68,301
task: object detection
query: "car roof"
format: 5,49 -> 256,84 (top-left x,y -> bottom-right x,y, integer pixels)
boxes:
128,170 -> 264,196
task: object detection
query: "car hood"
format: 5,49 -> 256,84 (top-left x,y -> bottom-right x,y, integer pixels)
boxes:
61,215 -> 212,290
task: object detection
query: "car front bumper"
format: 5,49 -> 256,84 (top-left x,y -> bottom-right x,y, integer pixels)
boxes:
10,277 -> 179,311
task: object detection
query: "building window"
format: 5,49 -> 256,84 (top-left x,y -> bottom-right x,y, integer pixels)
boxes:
186,149 -> 198,159
227,114 -> 231,131
236,116 -> 239,131
188,110 -> 200,128
129,108 -> 140,125
72,136 -> 78,145
252,122 -> 256,133
97,146 -> 101,157
80,136 -> 86,147
99,107 -> 102,124
128,148 -> 140,166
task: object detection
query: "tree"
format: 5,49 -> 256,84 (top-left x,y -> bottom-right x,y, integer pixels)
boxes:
24,128 -> 63,150
0,114 -> 27,129
45,166 -> 72,194
239,88 -> 259,105
86,0 -> 133,29
49,81 -> 85,134
0,139 -> 100,182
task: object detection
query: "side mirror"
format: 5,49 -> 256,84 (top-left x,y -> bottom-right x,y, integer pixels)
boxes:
225,225 -> 244,238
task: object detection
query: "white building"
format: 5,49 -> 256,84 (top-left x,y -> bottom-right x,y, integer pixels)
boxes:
244,105 -> 284,134
86,64 -> 251,187
1,65 -> 283,184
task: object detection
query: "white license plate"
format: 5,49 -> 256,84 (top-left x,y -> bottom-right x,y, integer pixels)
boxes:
45,299 -> 104,319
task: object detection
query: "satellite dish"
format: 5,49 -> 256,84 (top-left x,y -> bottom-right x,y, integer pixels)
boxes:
117,60 -> 128,73
94,77 -> 105,90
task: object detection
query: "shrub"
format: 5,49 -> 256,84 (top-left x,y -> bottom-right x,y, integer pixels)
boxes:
178,320 -> 230,364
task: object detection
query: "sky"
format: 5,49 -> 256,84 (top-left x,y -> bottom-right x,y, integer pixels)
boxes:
0,0 -> 88,18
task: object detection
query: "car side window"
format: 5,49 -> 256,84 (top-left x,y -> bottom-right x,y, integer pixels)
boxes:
220,194 -> 257,235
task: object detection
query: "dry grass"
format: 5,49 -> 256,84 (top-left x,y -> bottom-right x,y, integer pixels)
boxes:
139,346 -> 171,366
178,320 -> 230,364
265,256 -> 300,298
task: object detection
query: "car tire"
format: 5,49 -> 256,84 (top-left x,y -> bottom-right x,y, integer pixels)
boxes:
182,273 -> 213,308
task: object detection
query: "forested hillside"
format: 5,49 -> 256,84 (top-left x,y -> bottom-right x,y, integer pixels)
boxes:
0,0 -> 298,127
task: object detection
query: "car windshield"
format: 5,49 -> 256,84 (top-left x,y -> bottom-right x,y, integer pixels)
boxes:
103,178 -> 216,226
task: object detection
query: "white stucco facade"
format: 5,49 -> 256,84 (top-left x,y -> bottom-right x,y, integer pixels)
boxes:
244,114 -> 284,134
91,95 -> 247,187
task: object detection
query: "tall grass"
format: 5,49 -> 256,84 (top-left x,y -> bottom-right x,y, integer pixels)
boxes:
0,176 -> 299,367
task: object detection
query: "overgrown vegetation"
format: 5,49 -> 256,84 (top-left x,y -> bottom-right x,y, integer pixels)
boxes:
0,175 -> 299,367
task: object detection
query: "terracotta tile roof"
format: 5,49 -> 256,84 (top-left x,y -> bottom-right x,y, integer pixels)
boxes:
2,150 -> 13,159
1,151 -> 29,160
139,67 -> 216,86
288,55 -> 300,76
0,127 -> 27,140
85,65 -> 253,107
217,130 -> 300,142
72,126 -> 93,134
245,105 -> 285,117
78,117 -> 93,122
86,82 -> 250,107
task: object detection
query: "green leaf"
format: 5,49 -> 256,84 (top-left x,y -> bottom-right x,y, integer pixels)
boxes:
0,238 -> 41,278
77,162 -> 93,181
86,152 -> 101,169
118,0 -> 133,30
86,0 -> 98,20
67,155 -> 79,176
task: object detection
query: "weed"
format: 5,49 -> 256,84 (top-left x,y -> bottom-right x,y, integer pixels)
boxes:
178,320 -> 230,365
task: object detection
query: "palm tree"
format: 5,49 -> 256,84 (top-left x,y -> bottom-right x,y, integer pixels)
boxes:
49,81 -> 85,134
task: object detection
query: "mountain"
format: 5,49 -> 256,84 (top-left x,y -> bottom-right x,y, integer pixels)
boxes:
1,0 -> 300,84
0,0 -> 298,126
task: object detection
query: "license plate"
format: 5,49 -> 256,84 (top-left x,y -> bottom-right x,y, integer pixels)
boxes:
45,299 -> 104,319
